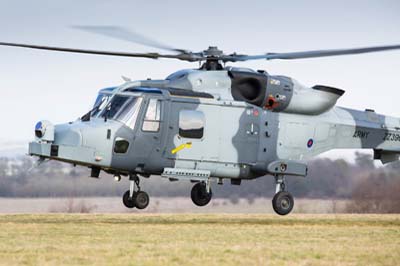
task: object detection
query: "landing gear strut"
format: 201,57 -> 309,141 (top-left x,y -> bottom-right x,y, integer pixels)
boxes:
191,181 -> 212,207
272,175 -> 294,215
122,174 -> 150,210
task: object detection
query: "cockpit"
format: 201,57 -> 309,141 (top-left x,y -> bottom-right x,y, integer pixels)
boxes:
84,86 -> 162,131
90,87 -> 114,117
99,95 -> 143,129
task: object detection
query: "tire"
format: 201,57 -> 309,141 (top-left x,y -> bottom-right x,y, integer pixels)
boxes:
272,191 -> 294,215
191,182 -> 212,207
123,190 -> 136,208
134,191 -> 150,210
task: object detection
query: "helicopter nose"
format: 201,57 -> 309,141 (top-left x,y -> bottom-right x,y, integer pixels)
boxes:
53,123 -> 82,146
29,119 -> 119,168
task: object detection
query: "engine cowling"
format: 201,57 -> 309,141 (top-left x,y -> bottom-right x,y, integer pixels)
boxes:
229,70 -> 344,115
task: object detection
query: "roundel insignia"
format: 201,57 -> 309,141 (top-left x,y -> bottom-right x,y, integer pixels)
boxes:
307,138 -> 314,148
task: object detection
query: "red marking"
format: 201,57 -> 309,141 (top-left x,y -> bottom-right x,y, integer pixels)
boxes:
264,96 -> 280,110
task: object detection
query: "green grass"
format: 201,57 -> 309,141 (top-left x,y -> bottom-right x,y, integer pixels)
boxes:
0,214 -> 399,265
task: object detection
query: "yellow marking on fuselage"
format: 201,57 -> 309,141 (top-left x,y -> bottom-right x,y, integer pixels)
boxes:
171,142 -> 192,154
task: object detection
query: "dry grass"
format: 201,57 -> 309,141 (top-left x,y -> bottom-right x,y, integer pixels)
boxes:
48,198 -> 97,213
0,214 -> 398,266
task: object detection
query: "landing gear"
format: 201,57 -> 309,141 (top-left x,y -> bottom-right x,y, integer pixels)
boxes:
272,191 -> 294,215
191,181 -> 212,206
135,191 -> 150,209
123,190 -> 136,208
122,174 -> 150,210
272,175 -> 294,215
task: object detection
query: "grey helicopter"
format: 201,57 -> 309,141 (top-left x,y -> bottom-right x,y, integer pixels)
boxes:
1,26 -> 400,215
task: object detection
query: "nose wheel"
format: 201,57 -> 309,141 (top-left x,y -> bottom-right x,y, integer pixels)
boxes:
272,175 -> 294,215
191,181 -> 212,206
122,174 -> 150,210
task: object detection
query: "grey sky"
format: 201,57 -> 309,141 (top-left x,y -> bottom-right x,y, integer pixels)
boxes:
0,0 -> 400,159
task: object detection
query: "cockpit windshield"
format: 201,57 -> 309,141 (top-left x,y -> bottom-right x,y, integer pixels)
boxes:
100,95 -> 143,129
91,93 -> 111,117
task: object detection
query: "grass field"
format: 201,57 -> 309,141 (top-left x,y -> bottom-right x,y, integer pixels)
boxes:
0,214 -> 399,266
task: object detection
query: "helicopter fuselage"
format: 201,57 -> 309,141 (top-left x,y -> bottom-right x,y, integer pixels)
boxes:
29,70 -> 400,181
27,68 -> 400,214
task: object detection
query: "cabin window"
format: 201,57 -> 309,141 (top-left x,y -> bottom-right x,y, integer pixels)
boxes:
142,99 -> 161,132
179,110 -> 205,139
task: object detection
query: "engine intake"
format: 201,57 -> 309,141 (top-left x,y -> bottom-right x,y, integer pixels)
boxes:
228,70 -> 268,106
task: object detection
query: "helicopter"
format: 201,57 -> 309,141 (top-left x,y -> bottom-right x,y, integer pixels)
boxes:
1,26 -> 400,215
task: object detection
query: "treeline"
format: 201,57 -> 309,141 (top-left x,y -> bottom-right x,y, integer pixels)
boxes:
0,153 -> 399,208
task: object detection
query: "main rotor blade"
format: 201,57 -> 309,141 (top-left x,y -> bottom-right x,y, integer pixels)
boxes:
0,42 -> 199,61
72,25 -> 190,54
228,44 -> 400,61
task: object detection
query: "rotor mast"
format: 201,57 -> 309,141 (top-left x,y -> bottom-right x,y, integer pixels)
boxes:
199,46 -> 224,71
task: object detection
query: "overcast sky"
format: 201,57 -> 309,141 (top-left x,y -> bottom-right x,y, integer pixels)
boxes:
0,0 -> 400,160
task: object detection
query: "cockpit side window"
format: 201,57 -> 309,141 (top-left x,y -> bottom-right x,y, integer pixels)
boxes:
142,99 -> 161,132
116,97 -> 143,129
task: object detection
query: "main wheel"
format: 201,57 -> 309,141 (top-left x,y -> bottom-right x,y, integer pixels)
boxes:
272,191 -> 294,215
122,190 -> 136,208
191,182 -> 212,207
134,191 -> 150,209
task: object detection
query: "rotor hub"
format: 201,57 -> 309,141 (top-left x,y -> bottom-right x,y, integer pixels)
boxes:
203,46 -> 224,58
